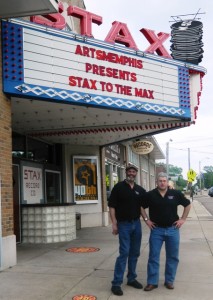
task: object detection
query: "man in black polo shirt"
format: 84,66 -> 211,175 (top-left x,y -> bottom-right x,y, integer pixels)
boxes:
108,164 -> 146,296
141,172 -> 191,291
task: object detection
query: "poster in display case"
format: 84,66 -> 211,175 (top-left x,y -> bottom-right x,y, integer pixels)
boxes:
73,156 -> 98,204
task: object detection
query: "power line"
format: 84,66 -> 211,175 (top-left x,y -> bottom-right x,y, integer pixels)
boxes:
169,147 -> 213,155
171,137 -> 213,144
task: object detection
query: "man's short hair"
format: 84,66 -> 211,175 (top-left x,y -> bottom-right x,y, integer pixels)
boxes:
157,172 -> 168,180
126,164 -> 138,172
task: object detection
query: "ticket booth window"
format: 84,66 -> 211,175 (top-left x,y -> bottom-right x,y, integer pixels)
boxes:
45,170 -> 61,204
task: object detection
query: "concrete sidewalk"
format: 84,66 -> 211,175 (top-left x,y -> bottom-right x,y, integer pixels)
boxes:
0,198 -> 213,300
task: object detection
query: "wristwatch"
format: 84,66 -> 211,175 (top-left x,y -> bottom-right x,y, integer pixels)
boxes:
144,217 -> 149,222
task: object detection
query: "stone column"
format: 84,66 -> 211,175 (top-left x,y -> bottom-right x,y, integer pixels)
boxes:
100,147 -> 110,226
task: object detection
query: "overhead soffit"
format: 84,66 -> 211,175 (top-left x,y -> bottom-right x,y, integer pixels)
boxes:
0,0 -> 58,19
11,96 -> 192,151
147,137 -> 165,160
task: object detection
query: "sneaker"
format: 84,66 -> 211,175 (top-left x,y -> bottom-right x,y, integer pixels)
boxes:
111,286 -> 123,296
127,279 -> 143,289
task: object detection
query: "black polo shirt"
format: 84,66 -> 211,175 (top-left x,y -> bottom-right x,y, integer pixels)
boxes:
142,188 -> 191,227
108,180 -> 146,222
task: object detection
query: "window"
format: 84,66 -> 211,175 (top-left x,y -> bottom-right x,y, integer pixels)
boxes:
45,170 -> 61,204
12,132 -> 60,164
128,146 -> 139,166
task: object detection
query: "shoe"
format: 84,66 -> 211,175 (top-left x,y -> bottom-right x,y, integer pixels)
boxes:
127,280 -> 143,289
164,283 -> 174,289
111,286 -> 123,296
144,284 -> 158,291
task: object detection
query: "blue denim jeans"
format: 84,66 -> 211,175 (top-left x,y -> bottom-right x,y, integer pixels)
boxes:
112,219 -> 142,286
147,226 -> 180,285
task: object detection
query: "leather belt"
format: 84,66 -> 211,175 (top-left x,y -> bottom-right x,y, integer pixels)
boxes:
118,218 -> 139,223
157,224 -> 174,228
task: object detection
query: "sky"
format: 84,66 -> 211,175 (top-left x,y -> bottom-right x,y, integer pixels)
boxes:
84,0 -> 213,179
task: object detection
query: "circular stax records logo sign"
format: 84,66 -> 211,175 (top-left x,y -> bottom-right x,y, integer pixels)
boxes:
72,295 -> 97,300
131,140 -> 154,155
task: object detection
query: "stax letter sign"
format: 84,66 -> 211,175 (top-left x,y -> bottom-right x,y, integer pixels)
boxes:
30,3 -> 171,58
131,140 -> 154,155
187,169 -> 197,182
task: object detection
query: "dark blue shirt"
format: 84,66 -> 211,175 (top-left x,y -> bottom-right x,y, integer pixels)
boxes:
142,188 -> 191,227
108,180 -> 146,222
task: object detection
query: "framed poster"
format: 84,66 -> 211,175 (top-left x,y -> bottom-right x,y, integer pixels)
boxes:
73,156 -> 98,204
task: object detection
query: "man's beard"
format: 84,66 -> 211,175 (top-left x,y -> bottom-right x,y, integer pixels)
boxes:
126,176 -> 135,183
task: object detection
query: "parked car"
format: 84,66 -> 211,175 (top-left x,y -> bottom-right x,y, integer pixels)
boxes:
208,187 -> 213,197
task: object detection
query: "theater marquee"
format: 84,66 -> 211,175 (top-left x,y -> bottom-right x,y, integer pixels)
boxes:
1,19 -> 203,119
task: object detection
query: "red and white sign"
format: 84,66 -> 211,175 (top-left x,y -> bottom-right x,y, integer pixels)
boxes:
30,4 -> 171,58
23,166 -> 43,204
22,26 -> 180,108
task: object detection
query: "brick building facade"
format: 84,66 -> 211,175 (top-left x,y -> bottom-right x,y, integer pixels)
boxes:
0,35 -> 13,237
0,25 -> 16,269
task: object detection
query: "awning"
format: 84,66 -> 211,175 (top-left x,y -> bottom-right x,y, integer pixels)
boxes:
0,0 -> 58,19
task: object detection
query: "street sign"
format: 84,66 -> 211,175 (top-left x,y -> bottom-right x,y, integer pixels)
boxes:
187,169 -> 197,182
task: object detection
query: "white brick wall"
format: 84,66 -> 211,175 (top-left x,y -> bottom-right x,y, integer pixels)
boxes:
22,205 -> 76,243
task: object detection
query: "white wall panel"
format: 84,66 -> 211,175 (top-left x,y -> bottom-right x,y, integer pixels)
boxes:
23,28 -> 181,102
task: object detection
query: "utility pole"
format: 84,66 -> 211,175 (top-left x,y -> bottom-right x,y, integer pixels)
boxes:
188,148 -> 191,170
166,142 -> 169,175
166,139 -> 172,176
199,160 -> 202,194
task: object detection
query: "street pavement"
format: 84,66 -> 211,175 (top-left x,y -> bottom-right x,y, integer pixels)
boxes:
0,195 -> 213,300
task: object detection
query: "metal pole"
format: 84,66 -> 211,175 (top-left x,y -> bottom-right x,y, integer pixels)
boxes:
166,139 -> 172,176
188,148 -> 191,170
166,142 -> 169,175
199,161 -> 202,194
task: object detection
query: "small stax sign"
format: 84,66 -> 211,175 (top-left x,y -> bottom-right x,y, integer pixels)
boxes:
131,140 -> 154,155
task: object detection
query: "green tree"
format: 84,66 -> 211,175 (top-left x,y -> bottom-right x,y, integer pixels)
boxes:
169,165 -> 183,177
156,163 -> 186,190
156,163 -> 183,177
176,176 -> 187,190
203,166 -> 213,173
202,165 -> 213,188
